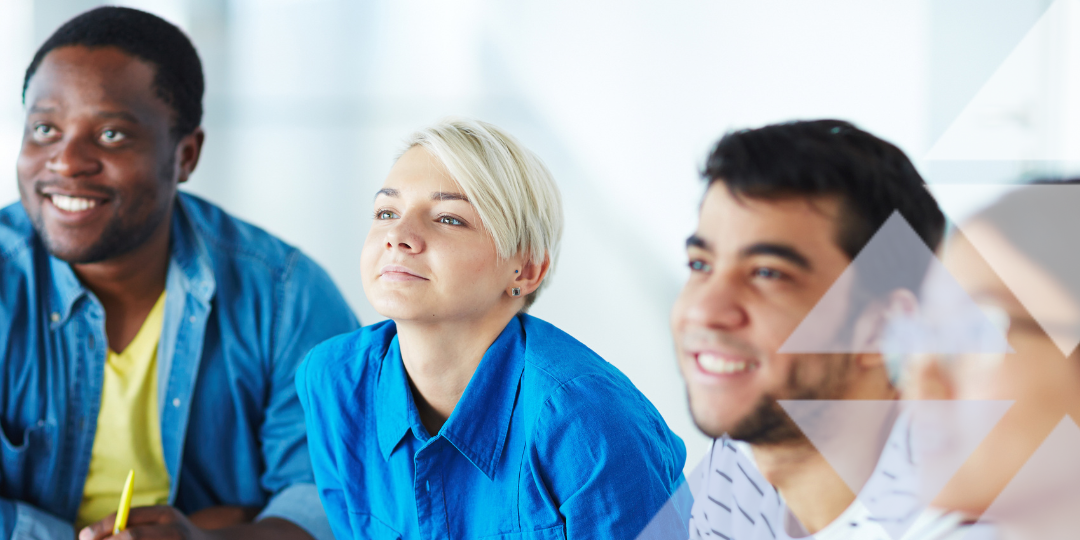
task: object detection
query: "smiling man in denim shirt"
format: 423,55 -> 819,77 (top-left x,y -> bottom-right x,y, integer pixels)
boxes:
0,7 -> 357,540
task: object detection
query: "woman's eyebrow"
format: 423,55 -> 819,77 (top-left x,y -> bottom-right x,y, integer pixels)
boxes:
374,188 -> 398,200
432,191 -> 470,202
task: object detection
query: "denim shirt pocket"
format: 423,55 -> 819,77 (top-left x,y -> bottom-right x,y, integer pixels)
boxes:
0,419 -> 56,498
347,512 -> 402,540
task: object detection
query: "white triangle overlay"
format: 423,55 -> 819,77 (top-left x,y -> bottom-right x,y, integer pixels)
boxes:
779,211 -> 1012,355
926,0 -> 1080,162
932,184 -> 1080,358
779,400 -> 1014,540
962,416 -> 1080,539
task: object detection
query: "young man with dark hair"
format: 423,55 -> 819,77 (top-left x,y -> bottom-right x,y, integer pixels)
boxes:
672,120 -> 963,539
0,7 -> 357,540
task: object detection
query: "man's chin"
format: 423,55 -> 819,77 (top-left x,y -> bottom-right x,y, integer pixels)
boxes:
38,234 -> 124,265
687,398 -> 742,439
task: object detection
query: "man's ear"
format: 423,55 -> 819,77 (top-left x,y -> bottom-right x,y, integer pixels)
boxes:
853,288 -> 919,368
175,127 -> 205,184
513,255 -> 551,296
855,289 -> 919,350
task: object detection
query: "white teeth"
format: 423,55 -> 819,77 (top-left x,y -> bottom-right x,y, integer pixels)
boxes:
697,353 -> 755,374
50,194 -> 98,212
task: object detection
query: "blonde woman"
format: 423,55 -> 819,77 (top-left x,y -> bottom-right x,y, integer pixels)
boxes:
296,119 -> 687,539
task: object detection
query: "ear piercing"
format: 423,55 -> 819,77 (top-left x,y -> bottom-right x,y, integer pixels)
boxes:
515,270 -> 519,273
511,288 -> 521,297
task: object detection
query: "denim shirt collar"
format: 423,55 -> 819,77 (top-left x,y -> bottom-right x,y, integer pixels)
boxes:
375,316 -> 527,479
45,198 -> 217,325
46,254 -> 87,328
166,198 -> 217,304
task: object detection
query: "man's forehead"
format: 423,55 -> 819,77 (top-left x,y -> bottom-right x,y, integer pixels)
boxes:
27,46 -> 159,105
694,186 -> 844,254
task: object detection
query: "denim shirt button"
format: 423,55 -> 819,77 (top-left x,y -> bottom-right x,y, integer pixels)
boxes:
50,312 -> 60,323
189,316 -> 196,323
173,398 -> 181,408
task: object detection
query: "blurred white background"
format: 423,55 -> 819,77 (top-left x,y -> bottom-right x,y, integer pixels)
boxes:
0,0 -> 1070,468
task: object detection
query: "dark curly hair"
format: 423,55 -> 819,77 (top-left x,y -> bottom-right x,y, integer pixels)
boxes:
22,6 -> 204,138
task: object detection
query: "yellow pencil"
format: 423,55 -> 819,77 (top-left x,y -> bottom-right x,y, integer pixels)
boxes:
113,470 -> 135,534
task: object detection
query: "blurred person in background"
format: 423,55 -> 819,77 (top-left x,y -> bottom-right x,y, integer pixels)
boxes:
296,118 -> 689,539
671,120 -> 969,539
0,7 -> 357,540
904,182 -> 1080,539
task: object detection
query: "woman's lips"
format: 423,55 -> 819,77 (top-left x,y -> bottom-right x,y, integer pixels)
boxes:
379,264 -> 427,281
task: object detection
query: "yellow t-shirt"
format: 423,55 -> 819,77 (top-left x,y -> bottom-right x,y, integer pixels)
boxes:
76,292 -> 172,528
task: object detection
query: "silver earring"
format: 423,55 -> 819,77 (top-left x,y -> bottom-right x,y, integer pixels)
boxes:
511,287 -> 521,297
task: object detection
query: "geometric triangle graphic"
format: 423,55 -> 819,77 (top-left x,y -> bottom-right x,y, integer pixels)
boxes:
927,0 -> 1053,145
947,185 -> 1080,358
780,400 -> 1013,540
777,400 -> 900,495
963,416 -> 1080,540
926,0 -> 1080,163
905,400 -> 1015,510
779,211 -> 1011,355
859,401 -> 1013,540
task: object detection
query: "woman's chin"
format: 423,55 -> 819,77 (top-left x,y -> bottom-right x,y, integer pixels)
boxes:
370,299 -> 437,323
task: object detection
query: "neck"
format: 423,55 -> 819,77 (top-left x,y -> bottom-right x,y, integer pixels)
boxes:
756,369 -> 899,535
72,209 -> 172,352
396,305 -> 519,435
752,441 -> 856,534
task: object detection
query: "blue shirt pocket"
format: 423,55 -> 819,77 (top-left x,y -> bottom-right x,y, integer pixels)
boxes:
347,512 -> 402,540
0,419 -> 55,498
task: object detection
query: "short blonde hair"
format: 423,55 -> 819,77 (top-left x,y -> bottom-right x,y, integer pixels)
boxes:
404,118 -> 563,308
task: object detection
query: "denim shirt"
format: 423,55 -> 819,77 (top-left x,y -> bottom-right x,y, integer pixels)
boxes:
0,193 -> 359,540
297,314 -> 690,540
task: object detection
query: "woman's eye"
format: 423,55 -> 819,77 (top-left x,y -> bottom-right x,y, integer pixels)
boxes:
752,267 -> 785,280
100,129 -> 126,143
375,210 -> 399,220
688,260 -> 712,273
33,124 -> 58,140
438,215 -> 463,226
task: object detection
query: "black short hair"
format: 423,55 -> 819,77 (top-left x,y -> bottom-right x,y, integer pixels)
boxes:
22,6 -> 204,138
703,119 -> 945,259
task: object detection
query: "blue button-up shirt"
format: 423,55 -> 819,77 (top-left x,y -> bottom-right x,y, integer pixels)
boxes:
0,193 -> 358,540
297,314 -> 689,539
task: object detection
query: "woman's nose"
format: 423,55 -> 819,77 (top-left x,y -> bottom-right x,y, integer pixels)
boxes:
384,216 -> 425,253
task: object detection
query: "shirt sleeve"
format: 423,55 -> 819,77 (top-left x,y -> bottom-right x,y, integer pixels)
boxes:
0,499 -> 75,540
256,252 -> 359,540
531,374 -> 691,540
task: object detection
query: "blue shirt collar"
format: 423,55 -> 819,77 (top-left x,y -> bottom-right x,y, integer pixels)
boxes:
375,316 -> 527,479
46,197 -> 217,326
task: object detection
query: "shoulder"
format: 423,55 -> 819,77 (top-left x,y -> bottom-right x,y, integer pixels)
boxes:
298,320 -> 397,393
178,192 -> 309,278
520,315 -> 652,412
520,315 -> 683,456
519,314 -> 624,384
0,202 -> 34,264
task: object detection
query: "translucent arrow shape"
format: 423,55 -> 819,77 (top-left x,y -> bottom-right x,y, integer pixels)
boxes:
780,211 -> 1011,355
779,400 -> 1013,540
926,0 -> 1080,162
777,400 -> 901,494
962,416 -> 1080,539
937,184 -> 1080,358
